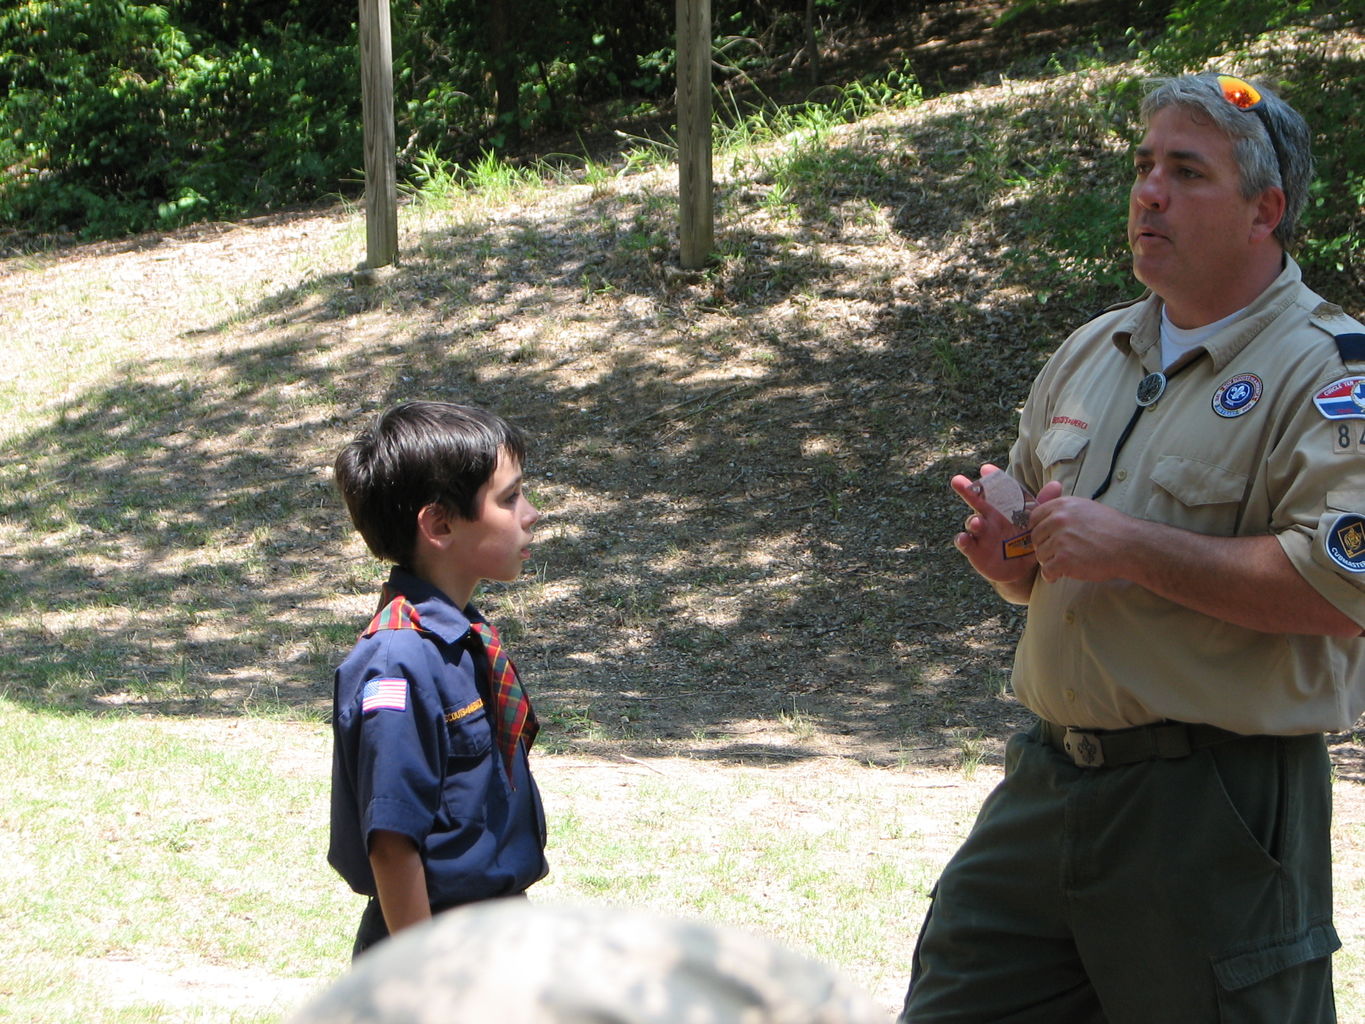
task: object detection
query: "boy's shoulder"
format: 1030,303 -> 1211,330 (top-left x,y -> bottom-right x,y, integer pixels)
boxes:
362,570 -> 477,646
335,570 -> 482,704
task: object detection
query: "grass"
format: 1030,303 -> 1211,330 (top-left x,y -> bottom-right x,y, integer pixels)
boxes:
0,702 -> 346,1023
396,58 -> 927,226
8,701 -> 1364,1020
0,698 -> 1000,1020
3,35 -> 1365,1022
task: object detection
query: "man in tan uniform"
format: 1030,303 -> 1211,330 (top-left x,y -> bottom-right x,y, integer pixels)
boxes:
900,73 -> 1365,1023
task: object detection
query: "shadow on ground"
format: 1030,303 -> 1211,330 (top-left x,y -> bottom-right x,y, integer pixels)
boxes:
4,20 -> 1362,770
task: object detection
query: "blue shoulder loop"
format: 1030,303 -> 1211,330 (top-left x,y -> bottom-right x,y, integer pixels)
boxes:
1337,333 -> 1365,363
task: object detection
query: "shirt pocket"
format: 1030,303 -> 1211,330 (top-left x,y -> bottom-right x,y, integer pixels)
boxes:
440,698 -> 497,822
1146,454 -> 1248,536
1035,427 -> 1089,494
1326,489 -> 1365,514
443,697 -> 493,758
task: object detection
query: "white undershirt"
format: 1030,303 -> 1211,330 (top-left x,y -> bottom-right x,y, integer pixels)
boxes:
1160,305 -> 1248,371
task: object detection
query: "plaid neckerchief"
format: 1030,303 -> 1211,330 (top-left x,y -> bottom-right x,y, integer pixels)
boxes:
362,584 -> 422,637
469,621 -> 538,786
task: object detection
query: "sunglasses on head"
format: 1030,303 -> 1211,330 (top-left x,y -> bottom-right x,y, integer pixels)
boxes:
1217,74 -> 1264,111
1216,73 -> 1286,184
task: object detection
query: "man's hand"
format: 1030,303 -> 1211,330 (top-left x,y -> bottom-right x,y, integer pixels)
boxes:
1025,489 -> 1361,636
951,466 -> 1052,601
1028,489 -> 1130,583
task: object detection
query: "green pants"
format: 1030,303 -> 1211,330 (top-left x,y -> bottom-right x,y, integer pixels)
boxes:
900,722 -> 1339,1023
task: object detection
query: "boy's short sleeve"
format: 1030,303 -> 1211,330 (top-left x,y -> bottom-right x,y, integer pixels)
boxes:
334,631 -> 449,854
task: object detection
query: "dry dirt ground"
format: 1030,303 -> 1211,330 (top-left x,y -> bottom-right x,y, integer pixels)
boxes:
2,103 -> 1049,769
5,52 -> 1364,774
2,1 -> 1361,777
5,8 -> 1365,1018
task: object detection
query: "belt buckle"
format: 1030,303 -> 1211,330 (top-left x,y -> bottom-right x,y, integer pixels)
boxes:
1063,727 -> 1104,768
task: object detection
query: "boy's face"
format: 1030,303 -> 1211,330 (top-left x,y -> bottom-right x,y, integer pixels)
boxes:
444,447 -> 540,594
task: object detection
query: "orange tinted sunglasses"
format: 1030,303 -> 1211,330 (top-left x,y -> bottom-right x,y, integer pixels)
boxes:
1217,74 -> 1265,111
1216,73 -> 1285,178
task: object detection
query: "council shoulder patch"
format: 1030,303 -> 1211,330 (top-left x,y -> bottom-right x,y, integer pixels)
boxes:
1313,376 -> 1365,420
1326,513 -> 1365,574
1212,373 -> 1263,418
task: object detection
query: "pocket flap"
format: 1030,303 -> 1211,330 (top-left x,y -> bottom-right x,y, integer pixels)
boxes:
444,698 -> 492,757
1150,454 -> 1247,508
1036,427 -> 1089,468
1212,921 -> 1341,992
1327,489 -> 1365,513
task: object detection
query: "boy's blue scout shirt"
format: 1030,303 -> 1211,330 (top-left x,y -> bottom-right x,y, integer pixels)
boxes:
328,567 -> 548,907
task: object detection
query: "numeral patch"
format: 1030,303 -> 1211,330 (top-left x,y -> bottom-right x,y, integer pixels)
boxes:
1332,421 -> 1365,454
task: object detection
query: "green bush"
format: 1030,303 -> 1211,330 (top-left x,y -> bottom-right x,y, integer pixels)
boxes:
0,0 -> 896,241
0,1 -> 358,241
3,0 -> 1358,271
1279,51 -> 1365,310
1131,0 -> 1364,307
1142,0 -> 1315,74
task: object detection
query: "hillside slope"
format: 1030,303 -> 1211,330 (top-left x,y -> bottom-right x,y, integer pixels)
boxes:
2,48 -> 1362,774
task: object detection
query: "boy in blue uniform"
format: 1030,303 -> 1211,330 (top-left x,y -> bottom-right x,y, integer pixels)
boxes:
327,401 -> 548,958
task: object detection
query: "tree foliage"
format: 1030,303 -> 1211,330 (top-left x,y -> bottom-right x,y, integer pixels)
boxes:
0,0 -> 1359,287
0,0 -> 859,241
0,0 -> 357,238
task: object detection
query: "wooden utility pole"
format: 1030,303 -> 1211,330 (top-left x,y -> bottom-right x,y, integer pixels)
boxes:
676,0 -> 712,269
359,0 -> 397,269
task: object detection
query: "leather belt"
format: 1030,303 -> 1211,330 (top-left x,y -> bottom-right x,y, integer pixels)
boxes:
1040,719 -> 1242,769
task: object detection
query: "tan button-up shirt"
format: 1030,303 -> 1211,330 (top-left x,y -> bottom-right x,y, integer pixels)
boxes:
1008,258 -> 1365,734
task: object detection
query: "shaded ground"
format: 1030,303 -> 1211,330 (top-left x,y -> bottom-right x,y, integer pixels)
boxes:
0,134 -> 1044,769
1,5 -> 1362,780
5,13 -> 1365,1022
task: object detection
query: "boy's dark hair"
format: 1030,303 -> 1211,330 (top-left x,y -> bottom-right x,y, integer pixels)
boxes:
334,401 -> 527,565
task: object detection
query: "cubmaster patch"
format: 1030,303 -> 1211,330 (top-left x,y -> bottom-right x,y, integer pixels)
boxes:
1313,376 -> 1365,420
1326,514 -> 1365,574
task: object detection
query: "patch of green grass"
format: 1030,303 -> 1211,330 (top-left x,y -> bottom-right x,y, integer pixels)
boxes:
405,147 -> 552,216
536,763 -> 968,1003
778,699 -> 817,741
9,702 -> 1365,1019
539,704 -> 610,750
956,730 -> 988,780
0,702 -> 349,1022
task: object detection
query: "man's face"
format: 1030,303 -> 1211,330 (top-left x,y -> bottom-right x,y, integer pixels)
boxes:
1127,105 -> 1269,326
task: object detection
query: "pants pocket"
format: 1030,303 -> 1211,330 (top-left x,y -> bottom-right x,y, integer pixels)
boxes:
1212,921 -> 1340,1024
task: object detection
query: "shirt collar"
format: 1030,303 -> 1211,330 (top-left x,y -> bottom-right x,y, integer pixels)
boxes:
370,566 -> 481,645
1112,256 -> 1303,371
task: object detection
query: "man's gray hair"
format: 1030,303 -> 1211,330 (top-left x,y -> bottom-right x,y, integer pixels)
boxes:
1141,73 -> 1314,248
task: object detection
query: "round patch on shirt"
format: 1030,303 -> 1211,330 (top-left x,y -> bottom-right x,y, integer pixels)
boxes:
1212,373 -> 1263,418
1326,513 -> 1365,574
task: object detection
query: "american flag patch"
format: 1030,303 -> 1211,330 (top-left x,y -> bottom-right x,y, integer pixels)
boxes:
361,678 -> 408,713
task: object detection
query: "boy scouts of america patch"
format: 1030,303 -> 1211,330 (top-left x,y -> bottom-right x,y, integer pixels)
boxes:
1313,376 -> 1365,419
1212,373 -> 1262,418
1326,514 -> 1365,574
